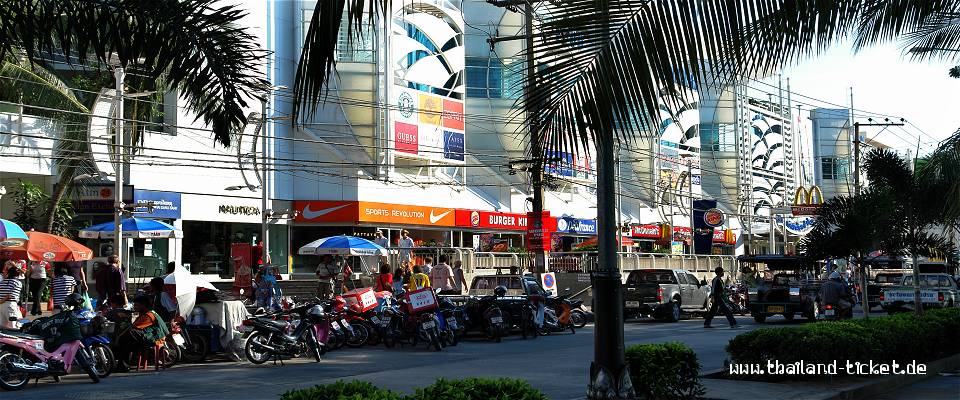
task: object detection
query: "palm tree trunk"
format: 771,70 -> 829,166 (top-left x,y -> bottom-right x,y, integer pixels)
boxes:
44,164 -> 75,233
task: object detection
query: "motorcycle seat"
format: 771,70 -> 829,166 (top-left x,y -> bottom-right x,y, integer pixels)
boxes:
0,327 -> 44,341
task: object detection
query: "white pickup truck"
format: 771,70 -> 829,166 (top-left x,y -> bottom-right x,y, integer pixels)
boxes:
879,274 -> 959,314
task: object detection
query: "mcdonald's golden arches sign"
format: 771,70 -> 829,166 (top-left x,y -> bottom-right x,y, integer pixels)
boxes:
791,186 -> 824,216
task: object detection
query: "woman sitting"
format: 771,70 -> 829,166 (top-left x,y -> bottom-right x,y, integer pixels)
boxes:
114,295 -> 169,372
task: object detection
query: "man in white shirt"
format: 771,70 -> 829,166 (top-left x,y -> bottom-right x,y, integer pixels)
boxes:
429,255 -> 456,294
315,255 -> 341,299
398,230 -> 415,263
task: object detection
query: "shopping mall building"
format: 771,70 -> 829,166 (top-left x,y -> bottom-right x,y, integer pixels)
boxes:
0,0 -> 836,281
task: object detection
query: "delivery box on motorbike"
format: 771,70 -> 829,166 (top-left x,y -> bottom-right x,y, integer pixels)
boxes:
404,287 -> 438,314
343,287 -> 379,312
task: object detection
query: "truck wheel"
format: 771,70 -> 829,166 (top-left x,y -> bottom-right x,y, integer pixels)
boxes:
665,301 -> 680,322
753,314 -> 766,323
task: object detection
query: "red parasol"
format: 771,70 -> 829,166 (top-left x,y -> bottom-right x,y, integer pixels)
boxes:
0,231 -> 94,262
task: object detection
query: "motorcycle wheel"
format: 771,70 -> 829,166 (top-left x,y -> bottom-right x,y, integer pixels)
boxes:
383,332 -> 396,348
366,323 -> 382,346
305,330 -> 322,363
76,347 -> 101,384
244,332 -> 273,365
0,352 -> 30,391
89,343 -> 115,378
429,332 -> 442,352
445,329 -> 458,347
485,325 -> 501,343
331,330 -> 346,350
162,342 -> 181,367
182,332 -> 209,363
570,310 -> 587,329
345,322 -> 369,348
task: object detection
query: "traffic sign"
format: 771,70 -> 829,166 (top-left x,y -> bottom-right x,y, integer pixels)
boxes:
541,272 -> 557,294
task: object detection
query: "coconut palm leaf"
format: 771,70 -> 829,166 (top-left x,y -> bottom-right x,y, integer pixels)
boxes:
918,130 -> 960,227
0,0 -> 267,146
293,0 -> 387,123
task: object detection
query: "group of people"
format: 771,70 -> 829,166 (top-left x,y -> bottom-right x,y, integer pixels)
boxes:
0,259 -> 91,328
370,255 -> 468,297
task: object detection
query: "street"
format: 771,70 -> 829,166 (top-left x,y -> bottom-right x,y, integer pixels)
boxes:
5,315 -> 779,400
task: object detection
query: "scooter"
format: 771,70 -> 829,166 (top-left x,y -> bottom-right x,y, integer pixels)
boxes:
816,297 -> 853,321
242,302 -> 325,365
75,309 -> 115,378
0,311 -> 101,390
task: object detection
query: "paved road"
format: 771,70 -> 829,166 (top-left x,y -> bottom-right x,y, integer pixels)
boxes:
3,314 -> 783,400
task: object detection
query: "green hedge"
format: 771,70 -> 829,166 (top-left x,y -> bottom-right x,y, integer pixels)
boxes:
280,381 -> 401,400
410,378 -> 547,400
280,378 -> 545,400
726,308 -> 960,379
625,342 -> 705,400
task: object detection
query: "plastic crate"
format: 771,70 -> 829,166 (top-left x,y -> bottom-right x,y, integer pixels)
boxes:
404,287 -> 438,314
342,287 -> 378,312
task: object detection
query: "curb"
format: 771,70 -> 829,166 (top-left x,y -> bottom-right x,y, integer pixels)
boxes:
824,353 -> 960,400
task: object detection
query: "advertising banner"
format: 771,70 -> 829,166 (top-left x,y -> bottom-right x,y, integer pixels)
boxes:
455,210 -> 528,231
133,190 -> 181,219
555,216 -> 597,236
294,201 -> 455,227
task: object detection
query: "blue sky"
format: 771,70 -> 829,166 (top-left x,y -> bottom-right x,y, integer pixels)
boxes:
777,42 -> 959,156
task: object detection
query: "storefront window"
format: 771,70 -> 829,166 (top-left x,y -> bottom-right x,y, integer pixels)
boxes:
268,225 -> 289,273
129,238 -> 169,278
182,221 -> 262,278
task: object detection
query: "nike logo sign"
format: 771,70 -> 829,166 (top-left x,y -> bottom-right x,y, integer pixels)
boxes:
429,210 -> 452,224
302,204 -> 350,220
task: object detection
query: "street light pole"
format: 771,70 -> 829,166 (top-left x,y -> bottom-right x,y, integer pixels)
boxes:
687,159 -> 694,255
261,96 -> 269,266
113,66 -> 125,267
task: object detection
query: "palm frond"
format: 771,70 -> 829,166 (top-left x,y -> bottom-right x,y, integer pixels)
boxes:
918,129 -> 960,226
524,1 -> 779,159
0,0 -> 268,147
293,0 -> 388,123
901,11 -> 960,61
863,148 -> 913,193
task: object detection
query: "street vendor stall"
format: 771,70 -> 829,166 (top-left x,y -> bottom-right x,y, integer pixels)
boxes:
298,235 -> 389,291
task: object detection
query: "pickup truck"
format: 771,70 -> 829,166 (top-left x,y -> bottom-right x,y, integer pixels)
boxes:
866,272 -> 905,309
622,269 -> 711,322
880,274 -> 959,313
740,255 -> 821,323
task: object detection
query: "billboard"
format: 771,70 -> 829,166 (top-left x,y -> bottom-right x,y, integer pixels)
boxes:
389,2 -> 465,164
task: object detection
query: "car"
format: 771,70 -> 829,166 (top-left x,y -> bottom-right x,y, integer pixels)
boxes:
740,255 -> 822,323
880,273 -> 959,313
468,273 -> 542,296
621,269 -> 711,322
867,272 -> 905,309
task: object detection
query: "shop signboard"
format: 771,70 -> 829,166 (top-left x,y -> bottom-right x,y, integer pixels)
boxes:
526,211 -> 554,252
712,229 -> 737,244
455,210 -> 527,231
389,4 -> 465,165
631,224 -> 669,240
791,185 -> 824,216
555,216 -> 597,235
672,226 -> 692,239
671,241 -> 685,255
133,190 -> 181,219
294,200 -> 456,227
72,183 -> 134,214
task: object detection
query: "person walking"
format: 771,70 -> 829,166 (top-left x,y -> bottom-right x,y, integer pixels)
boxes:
704,267 -> 739,329
27,261 -> 48,316
429,255 -> 456,294
397,230 -> 415,264
452,260 -> 468,294
407,265 -> 431,291
315,255 -> 340,299
0,264 -> 24,328
97,256 -> 127,310
50,263 -> 77,310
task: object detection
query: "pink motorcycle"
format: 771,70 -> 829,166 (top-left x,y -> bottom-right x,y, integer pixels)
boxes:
0,329 -> 101,390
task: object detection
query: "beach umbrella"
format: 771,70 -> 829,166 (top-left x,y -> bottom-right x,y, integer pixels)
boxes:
0,231 -> 93,262
79,217 -> 182,239
298,235 -> 388,256
163,266 -> 219,317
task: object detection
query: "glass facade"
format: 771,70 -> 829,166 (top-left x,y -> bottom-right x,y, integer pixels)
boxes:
181,221 -> 289,278
301,5 -> 374,62
465,57 -> 522,99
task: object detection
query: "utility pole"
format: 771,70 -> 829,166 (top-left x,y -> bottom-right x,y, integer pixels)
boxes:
687,159 -> 694,255
487,0 -> 548,275
261,96 -> 269,267
113,67 -> 125,269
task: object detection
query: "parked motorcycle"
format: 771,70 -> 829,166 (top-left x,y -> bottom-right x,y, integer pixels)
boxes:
75,309 -> 116,378
539,295 -> 577,335
464,288 -> 510,343
0,307 -> 101,390
242,302 -> 325,365
437,295 -> 467,346
726,282 -> 748,315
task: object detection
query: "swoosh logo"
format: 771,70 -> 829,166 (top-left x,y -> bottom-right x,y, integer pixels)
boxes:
429,210 -> 452,224
302,204 -> 350,220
